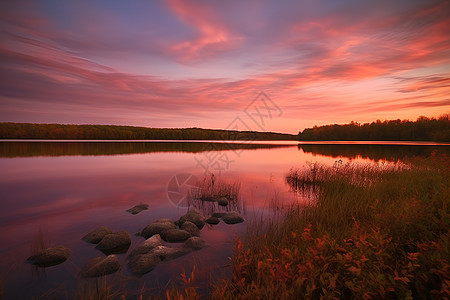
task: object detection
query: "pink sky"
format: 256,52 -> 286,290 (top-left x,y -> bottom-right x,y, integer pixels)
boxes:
0,0 -> 449,134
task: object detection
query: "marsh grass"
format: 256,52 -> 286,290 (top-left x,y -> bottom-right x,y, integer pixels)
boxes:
30,226 -> 48,257
189,175 -> 242,216
213,153 -> 450,299
191,176 -> 240,202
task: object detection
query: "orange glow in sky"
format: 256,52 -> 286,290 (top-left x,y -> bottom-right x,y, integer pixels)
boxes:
0,0 -> 449,133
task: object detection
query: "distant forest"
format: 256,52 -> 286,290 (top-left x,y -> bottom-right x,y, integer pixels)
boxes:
298,116 -> 450,142
0,122 -> 297,140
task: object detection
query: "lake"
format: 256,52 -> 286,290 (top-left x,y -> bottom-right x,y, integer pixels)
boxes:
0,140 -> 448,299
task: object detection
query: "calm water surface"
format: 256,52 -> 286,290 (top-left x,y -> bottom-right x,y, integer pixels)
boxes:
0,141 -> 448,299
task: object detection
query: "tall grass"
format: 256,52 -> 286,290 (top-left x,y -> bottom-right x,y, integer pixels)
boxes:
213,153 -> 450,299
190,176 -> 240,202
188,175 -> 242,216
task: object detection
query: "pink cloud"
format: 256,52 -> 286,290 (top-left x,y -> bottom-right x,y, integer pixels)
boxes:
165,0 -> 243,62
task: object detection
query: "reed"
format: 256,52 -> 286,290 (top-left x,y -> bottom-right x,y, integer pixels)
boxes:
212,153 -> 450,299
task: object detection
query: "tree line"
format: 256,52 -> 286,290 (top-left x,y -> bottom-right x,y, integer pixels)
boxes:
0,123 -> 297,140
298,115 -> 450,142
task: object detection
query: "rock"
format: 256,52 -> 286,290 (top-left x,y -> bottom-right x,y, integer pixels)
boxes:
160,229 -> 191,243
154,218 -> 174,224
127,244 -> 191,276
201,196 -> 216,202
26,245 -> 70,268
128,252 -> 160,276
205,217 -> 220,225
180,221 -> 200,237
178,209 -> 206,229
183,237 -> 206,250
79,255 -> 120,278
82,226 -> 113,244
140,220 -> 176,239
128,234 -> 163,258
212,212 -> 226,218
126,204 -> 149,215
217,197 -> 229,206
152,245 -> 190,261
221,212 -> 245,224
95,231 -> 131,255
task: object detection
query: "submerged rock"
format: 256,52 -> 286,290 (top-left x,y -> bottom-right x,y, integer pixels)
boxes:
154,218 -> 174,224
128,242 -> 196,276
79,255 -> 120,278
128,234 -> 163,258
221,212 -> 245,224
140,219 -> 176,239
200,196 -> 216,202
152,245 -> 190,261
205,216 -> 220,225
183,237 -> 206,250
95,231 -> 131,255
212,212 -> 226,218
128,245 -> 190,275
180,221 -> 200,237
128,252 -> 161,276
217,197 -> 229,206
126,204 -> 149,215
178,209 -> 206,229
160,229 -> 191,243
82,226 -> 113,244
26,245 -> 70,268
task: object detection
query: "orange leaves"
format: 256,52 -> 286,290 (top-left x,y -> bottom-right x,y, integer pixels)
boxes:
301,224 -> 313,242
348,266 -> 362,275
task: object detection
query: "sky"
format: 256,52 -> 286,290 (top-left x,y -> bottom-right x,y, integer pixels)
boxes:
0,0 -> 449,134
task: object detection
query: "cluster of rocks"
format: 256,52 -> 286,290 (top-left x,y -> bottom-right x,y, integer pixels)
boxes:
25,205 -> 244,279
126,203 -> 149,215
128,209 -> 244,275
127,234 -> 206,275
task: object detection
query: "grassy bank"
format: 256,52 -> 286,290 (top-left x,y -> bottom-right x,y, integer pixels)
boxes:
210,152 -> 449,299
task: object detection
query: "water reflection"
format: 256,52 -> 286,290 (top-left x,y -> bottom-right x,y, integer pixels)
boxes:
0,141 -> 448,298
0,141 -> 295,157
299,143 -> 450,161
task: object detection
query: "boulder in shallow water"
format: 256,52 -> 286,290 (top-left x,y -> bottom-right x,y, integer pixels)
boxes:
79,255 -> 120,278
95,231 -> 131,255
140,220 -> 176,239
160,229 -> 191,243
212,212 -> 226,218
152,245 -> 190,261
126,204 -> 149,215
128,252 -> 161,276
26,245 -> 70,268
221,212 -> 245,224
178,209 -> 206,229
82,226 -> 113,244
128,234 -> 163,258
183,237 -> 206,250
154,218 -> 174,224
180,221 -> 200,237
205,216 -> 220,225
217,197 -> 229,206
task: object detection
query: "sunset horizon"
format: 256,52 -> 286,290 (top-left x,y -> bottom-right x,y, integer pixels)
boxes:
1,0 -> 449,134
